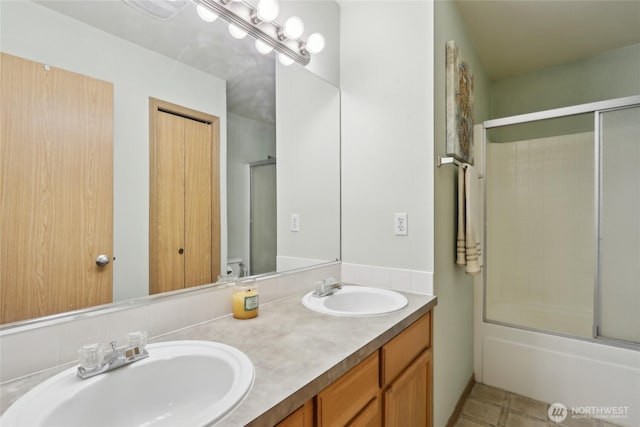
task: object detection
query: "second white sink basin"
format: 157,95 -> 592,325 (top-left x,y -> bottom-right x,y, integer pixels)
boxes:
302,285 -> 408,317
1,340 -> 254,427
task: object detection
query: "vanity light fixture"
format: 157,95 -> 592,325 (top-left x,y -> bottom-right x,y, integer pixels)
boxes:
255,0 -> 279,22
255,39 -> 273,54
196,4 -> 218,22
193,0 -> 325,66
228,23 -> 248,39
304,32 -> 326,55
281,16 -> 304,39
278,53 -> 295,66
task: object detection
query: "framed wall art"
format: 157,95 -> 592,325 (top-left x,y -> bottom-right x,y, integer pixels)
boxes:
446,40 -> 474,164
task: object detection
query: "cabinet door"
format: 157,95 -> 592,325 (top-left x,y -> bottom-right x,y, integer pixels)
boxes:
317,352 -> 379,427
383,349 -> 432,427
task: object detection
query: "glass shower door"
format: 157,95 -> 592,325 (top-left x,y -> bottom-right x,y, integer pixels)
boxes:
484,114 -> 596,338
597,105 -> 640,344
250,160 -> 277,275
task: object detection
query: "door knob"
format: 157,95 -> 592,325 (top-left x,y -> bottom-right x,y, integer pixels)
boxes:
96,254 -> 111,267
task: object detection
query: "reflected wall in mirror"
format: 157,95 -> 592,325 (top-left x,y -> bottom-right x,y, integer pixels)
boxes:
0,0 -> 340,325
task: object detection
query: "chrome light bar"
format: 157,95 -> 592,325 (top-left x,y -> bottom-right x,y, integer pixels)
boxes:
193,0 -> 311,66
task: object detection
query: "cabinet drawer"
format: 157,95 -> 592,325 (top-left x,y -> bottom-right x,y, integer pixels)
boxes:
317,352 -> 379,427
347,394 -> 381,427
381,312 -> 431,387
276,400 -> 313,427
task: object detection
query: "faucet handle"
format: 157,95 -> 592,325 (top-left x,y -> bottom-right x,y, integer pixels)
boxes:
324,277 -> 341,287
126,331 -> 148,351
78,343 -> 105,370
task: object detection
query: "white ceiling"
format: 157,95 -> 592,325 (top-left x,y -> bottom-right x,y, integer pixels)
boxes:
37,0 -> 640,107
454,0 -> 640,80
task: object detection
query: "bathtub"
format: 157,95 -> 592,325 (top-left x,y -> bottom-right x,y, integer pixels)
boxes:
474,282 -> 640,427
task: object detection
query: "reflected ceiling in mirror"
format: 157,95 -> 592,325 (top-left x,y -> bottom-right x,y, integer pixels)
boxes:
36,0 -> 276,124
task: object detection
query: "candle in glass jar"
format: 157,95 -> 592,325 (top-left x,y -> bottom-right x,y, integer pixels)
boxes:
232,282 -> 259,319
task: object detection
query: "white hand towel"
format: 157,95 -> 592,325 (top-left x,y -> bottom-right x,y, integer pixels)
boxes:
464,164 -> 481,275
456,165 -> 467,266
456,164 -> 482,275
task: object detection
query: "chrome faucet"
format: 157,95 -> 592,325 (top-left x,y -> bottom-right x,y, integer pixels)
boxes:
312,277 -> 342,297
77,333 -> 149,380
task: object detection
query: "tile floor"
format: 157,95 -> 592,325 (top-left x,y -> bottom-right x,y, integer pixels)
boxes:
454,383 -> 623,427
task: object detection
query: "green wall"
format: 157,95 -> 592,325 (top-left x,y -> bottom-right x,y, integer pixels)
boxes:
434,1 -> 490,426
489,43 -> 640,143
491,43 -> 640,119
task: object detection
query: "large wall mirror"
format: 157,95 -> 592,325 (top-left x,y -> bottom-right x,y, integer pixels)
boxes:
0,0 -> 340,326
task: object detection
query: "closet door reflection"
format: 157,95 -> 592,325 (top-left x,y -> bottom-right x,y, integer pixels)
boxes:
250,160 -> 276,275
597,105 -> 640,344
149,99 -> 221,294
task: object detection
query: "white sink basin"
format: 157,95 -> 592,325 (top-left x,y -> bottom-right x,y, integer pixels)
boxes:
302,285 -> 408,317
1,340 -> 254,427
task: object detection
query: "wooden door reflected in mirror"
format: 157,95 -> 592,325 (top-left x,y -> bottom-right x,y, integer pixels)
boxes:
149,98 -> 221,294
0,53 -> 114,323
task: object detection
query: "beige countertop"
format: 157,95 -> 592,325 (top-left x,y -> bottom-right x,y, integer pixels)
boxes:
0,288 -> 437,426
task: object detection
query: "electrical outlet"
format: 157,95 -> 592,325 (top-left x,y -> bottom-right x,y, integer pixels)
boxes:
290,213 -> 300,232
394,213 -> 408,236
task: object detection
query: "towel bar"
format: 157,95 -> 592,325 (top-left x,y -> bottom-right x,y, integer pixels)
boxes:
437,156 -> 462,167
436,156 -> 483,178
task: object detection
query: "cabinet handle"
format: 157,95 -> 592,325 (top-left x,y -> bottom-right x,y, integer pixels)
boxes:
178,248 -> 184,255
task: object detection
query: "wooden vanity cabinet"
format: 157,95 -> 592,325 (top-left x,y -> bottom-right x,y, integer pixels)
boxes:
275,400 -> 314,427
383,350 -> 432,427
381,312 -> 432,427
313,310 -> 433,427
317,352 -> 380,427
346,392 -> 382,427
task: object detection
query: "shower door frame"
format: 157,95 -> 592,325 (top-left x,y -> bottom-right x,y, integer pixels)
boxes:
481,94 -> 640,350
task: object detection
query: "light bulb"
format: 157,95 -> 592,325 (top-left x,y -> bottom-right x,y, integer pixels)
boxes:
255,40 -> 273,54
283,16 -> 304,39
256,0 -> 279,22
305,33 -> 325,54
196,5 -> 218,22
228,24 -> 248,39
278,53 -> 294,66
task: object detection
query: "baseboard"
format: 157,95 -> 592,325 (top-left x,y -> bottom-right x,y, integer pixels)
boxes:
445,375 -> 476,427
